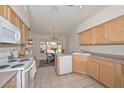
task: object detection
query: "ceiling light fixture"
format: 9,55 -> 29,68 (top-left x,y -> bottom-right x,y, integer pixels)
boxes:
51,6 -> 58,13
79,5 -> 83,8
49,27 -> 58,41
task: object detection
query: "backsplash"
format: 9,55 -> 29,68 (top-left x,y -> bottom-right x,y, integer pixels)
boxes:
78,45 -> 124,56
0,47 -> 20,59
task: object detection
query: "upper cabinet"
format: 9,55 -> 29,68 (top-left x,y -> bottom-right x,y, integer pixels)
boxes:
79,29 -> 93,45
108,16 -> 124,44
25,25 -> 29,43
79,15 -> 124,45
7,6 -> 19,27
0,5 -> 8,19
0,5 -> 29,45
18,18 -> 29,44
0,5 -> 5,17
92,23 -> 109,44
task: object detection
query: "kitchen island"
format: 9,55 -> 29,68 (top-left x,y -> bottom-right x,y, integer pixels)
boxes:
55,54 -> 72,75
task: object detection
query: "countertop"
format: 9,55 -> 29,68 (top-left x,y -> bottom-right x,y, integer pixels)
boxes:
91,52 -> 124,65
73,52 -> 124,65
0,71 -> 17,88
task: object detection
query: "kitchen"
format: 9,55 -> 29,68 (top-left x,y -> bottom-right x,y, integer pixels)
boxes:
0,5 -> 124,88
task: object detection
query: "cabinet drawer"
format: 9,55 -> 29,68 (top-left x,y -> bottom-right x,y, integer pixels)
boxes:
3,75 -> 16,88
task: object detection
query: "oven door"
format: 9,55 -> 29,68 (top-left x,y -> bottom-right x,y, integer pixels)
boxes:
22,63 -> 34,88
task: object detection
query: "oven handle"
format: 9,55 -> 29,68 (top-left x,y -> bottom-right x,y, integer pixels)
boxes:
24,62 -> 34,72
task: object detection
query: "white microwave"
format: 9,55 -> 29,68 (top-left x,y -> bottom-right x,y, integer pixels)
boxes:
0,16 -> 21,44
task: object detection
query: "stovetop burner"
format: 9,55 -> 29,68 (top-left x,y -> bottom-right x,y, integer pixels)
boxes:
19,59 -> 30,62
8,59 -> 18,62
11,64 -> 24,68
0,65 -> 10,69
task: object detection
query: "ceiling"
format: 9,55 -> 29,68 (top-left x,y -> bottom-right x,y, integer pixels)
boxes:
29,5 -> 108,36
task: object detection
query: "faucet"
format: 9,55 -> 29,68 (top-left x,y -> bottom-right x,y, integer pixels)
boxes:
8,50 -> 14,60
80,49 -> 90,54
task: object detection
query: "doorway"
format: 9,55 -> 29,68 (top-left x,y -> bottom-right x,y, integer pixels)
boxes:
39,41 -> 63,67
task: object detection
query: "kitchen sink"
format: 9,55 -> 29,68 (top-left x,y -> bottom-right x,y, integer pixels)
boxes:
0,65 -> 10,69
11,64 -> 24,68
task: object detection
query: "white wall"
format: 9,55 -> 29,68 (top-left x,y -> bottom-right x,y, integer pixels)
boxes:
10,5 -> 31,28
66,5 -> 124,56
29,31 -> 66,60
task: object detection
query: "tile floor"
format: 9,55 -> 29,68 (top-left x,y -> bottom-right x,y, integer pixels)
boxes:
34,66 -> 105,88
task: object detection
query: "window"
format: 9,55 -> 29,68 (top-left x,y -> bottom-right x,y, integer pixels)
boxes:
40,41 -> 63,54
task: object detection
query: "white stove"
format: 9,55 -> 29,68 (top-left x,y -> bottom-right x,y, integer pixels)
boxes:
0,58 -> 33,72
0,52 -> 35,88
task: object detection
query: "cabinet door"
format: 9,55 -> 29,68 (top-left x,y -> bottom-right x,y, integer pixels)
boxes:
0,5 -> 8,18
87,60 -> 99,80
115,64 -> 123,88
25,25 -> 29,43
99,64 -> 115,87
21,24 -> 26,44
0,5 -> 4,17
7,6 -> 18,27
122,65 -> 124,87
93,24 -> 109,44
72,55 -> 88,74
19,18 -> 25,44
79,29 -> 93,45
108,16 -> 124,44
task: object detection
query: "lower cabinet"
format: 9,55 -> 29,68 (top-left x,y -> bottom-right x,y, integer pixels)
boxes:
72,54 -> 88,74
3,75 -> 16,88
121,65 -> 124,87
99,63 -> 115,87
88,57 -> 116,87
72,54 -> 124,88
87,60 -> 99,80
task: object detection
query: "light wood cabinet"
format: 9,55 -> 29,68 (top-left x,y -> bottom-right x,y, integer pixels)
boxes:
25,25 -> 29,43
92,23 -> 109,44
3,75 -> 16,88
88,58 -> 99,80
19,18 -> 29,44
108,16 -> 124,44
79,15 -> 124,45
72,54 -> 88,74
79,29 -> 93,45
7,6 -> 18,27
0,5 -> 5,17
99,61 -> 115,87
1,5 -> 29,45
72,54 -> 124,88
115,64 -> 123,87
89,57 -> 115,87
122,66 -> 124,87
0,5 -> 8,19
